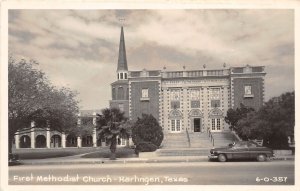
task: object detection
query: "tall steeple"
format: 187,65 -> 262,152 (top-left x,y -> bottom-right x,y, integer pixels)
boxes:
117,26 -> 128,80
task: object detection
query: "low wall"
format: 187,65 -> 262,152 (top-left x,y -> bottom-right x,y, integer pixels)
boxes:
273,150 -> 293,156
138,152 -> 157,158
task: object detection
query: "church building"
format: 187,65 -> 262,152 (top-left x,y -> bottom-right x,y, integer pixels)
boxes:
110,26 -> 266,138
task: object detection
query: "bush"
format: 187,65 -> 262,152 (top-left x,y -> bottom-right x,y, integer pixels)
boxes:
135,142 -> 158,154
132,114 -> 164,147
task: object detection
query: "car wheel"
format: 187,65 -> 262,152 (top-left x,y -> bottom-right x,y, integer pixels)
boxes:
257,154 -> 266,162
218,154 -> 227,162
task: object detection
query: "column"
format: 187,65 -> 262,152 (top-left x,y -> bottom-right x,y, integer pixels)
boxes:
46,128 -> 51,148
93,128 -> 97,147
62,132 -> 66,148
77,136 -> 82,148
30,121 -> 35,149
15,131 -> 20,149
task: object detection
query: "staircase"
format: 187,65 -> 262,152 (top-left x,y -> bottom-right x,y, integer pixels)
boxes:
188,132 -> 213,148
212,131 -> 238,147
161,133 -> 189,148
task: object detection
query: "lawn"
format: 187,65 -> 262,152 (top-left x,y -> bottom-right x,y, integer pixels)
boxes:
12,147 -> 137,159
12,147 -> 99,159
81,147 -> 137,158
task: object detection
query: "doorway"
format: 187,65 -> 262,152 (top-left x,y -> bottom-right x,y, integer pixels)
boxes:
194,118 -> 201,132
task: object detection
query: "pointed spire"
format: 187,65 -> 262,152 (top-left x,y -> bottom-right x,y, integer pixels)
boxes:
117,26 -> 128,71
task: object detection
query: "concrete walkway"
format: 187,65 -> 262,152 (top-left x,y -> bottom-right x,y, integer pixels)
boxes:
16,153 -> 295,165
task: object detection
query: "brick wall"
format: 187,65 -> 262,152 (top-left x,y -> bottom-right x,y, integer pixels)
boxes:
130,81 -> 160,121
232,78 -> 264,110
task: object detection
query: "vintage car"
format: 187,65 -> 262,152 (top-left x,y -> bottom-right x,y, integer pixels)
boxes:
208,141 -> 274,162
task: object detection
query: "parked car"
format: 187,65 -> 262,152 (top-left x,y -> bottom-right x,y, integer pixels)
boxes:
208,141 -> 274,162
8,153 -> 20,166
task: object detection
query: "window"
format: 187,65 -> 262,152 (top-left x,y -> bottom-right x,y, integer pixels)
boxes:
244,85 -> 254,98
210,88 -> 220,100
117,87 -> 124,100
142,88 -> 148,98
120,73 -> 123,79
190,89 -> 200,108
245,85 -> 252,94
124,73 -> 127,79
170,89 -> 180,109
171,120 -> 181,132
118,103 -> 124,112
170,89 -> 180,100
211,118 -> 221,131
212,119 -> 216,130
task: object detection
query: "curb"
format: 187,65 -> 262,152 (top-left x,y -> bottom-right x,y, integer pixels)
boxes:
15,156 -> 294,166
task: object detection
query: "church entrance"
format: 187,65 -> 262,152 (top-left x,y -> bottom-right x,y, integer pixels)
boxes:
194,118 -> 201,132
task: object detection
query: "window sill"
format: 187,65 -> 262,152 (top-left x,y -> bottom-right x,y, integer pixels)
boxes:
244,94 -> 254,98
140,97 -> 150,101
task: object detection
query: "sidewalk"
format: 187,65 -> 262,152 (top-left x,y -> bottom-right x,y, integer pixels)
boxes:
17,154 -> 295,166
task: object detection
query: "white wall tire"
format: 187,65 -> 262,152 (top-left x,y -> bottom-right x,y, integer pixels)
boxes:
257,154 -> 266,162
218,154 -> 227,162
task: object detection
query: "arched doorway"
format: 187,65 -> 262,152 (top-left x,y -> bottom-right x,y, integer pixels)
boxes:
66,134 -> 77,147
20,135 -> 31,148
189,109 -> 204,132
51,135 -> 61,148
82,135 -> 93,147
35,135 -> 46,148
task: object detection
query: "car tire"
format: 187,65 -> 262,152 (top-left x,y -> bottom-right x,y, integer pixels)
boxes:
257,154 -> 266,162
218,154 -> 227,162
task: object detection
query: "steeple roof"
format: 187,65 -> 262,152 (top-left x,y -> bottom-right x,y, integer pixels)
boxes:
117,26 -> 128,71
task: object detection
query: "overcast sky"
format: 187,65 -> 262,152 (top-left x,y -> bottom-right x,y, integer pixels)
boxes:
8,9 -> 294,110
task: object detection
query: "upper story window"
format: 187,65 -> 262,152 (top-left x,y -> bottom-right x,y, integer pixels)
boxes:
142,88 -> 148,98
210,88 -> 220,100
190,89 -> 200,108
244,85 -> 254,98
170,89 -> 180,100
140,88 -> 149,101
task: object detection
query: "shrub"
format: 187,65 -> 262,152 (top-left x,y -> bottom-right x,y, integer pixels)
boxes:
132,114 -> 164,147
135,142 -> 158,154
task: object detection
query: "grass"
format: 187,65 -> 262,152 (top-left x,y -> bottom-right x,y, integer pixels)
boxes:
81,147 -> 138,158
12,147 -> 137,159
12,147 -> 99,159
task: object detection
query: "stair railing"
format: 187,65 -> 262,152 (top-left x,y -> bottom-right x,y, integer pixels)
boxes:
186,128 -> 191,148
208,130 -> 214,147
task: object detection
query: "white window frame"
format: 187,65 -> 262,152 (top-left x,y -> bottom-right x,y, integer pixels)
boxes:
171,119 -> 181,133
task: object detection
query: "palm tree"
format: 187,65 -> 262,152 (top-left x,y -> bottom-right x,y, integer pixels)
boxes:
96,108 -> 131,160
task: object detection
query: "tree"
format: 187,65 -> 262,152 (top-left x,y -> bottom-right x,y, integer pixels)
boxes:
225,103 -> 254,131
8,57 -> 79,153
235,92 -> 294,149
132,114 -> 164,148
96,108 -> 132,160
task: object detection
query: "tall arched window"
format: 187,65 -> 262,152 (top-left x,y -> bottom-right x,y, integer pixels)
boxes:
118,87 -> 124,100
112,88 -> 116,100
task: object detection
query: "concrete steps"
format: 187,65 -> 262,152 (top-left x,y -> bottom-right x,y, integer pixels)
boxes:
188,133 -> 213,148
162,133 -> 189,148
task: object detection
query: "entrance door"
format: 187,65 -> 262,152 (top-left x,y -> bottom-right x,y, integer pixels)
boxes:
194,118 -> 201,132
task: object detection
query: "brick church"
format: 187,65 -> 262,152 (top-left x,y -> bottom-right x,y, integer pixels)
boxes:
110,26 -> 266,146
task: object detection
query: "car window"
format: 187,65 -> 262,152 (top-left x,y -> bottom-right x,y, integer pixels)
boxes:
235,142 -> 248,148
248,142 -> 259,148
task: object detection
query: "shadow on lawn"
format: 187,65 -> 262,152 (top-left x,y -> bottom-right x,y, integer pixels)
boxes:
81,148 -> 138,158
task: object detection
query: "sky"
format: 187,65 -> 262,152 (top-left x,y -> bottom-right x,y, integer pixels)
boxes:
8,9 -> 294,110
